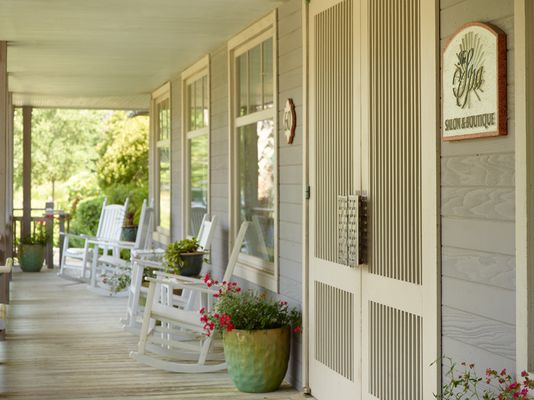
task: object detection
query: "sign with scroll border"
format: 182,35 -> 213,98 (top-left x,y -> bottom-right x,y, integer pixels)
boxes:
442,22 -> 507,141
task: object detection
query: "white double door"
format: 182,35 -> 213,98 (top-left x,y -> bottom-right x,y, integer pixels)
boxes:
307,0 -> 439,399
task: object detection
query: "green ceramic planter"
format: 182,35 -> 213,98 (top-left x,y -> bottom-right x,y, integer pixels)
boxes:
19,244 -> 45,272
223,327 -> 290,393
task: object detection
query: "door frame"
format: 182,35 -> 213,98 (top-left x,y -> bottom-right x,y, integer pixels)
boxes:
301,0 -> 441,395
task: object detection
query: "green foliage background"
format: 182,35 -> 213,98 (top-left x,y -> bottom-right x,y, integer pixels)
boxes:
13,109 -> 149,245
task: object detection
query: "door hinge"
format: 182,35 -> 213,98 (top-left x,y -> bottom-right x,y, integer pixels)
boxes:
305,185 -> 311,200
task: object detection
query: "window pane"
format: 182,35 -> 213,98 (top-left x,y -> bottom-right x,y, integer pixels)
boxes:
237,53 -> 248,117
188,134 -> 209,236
262,38 -> 274,109
158,99 -> 170,140
238,120 -> 275,263
248,44 -> 262,113
195,78 -> 204,128
188,83 -> 195,131
203,75 -> 209,127
159,146 -> 171,230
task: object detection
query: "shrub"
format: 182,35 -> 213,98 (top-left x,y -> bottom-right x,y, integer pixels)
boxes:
103,183 -> 148,225
69,195 -> 105,247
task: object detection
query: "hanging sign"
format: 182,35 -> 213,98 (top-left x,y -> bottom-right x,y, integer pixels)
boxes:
283,98 -> 297,144
442,22 -> 507,141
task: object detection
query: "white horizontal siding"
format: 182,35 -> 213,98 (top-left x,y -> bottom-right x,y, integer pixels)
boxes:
440,0 -> 516,379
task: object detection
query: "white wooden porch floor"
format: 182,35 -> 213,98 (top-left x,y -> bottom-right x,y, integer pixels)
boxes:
0,269 -> 304,399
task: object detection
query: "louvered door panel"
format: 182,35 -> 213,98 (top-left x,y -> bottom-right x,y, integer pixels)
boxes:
361,0 -> 438,398
308,0 -> 361,398
314,0 -> 354,264
369,0 -> 421,285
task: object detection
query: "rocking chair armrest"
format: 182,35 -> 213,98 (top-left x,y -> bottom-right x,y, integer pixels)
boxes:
146,277 -> 219,295
60,232 -> 88,241
90,239 -> 135,249
132,258 -> 166,269
132,248 -> 165,257
80,234 -> 100,241
156,271 -> 205,284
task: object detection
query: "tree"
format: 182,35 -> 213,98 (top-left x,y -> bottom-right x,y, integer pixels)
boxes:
96,112 -> 149,223
13,108 -> 109,205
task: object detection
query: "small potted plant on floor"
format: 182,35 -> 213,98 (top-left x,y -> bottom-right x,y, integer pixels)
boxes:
200,275 -> 302,393
18,221 -> 48,272
164,237 -> 205,277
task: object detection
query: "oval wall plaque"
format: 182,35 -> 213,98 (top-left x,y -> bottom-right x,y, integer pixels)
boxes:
283,98 -> 296,144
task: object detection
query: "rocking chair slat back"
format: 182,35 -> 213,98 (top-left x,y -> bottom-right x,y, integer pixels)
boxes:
97,198 -> 129,242
197,215 -> 218,251
134,200 -> 154,251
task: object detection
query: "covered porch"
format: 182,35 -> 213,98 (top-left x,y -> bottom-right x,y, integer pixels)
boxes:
0,269 -> 302,399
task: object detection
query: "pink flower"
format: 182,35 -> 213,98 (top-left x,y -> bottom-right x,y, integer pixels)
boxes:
199,307 -> 205,314
293,326 -> 302,334
522,371 -> 529,377
501,369 -> 507,376
509,382 -> 520,391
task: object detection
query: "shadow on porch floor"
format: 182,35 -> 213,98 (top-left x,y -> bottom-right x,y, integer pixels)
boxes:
0,269 -> 304,399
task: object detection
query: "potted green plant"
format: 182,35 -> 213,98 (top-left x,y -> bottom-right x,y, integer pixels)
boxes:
18,221 -> 48,272
121,211 -> 138,242
164,237 -> 205,277
200,275 -> 302,393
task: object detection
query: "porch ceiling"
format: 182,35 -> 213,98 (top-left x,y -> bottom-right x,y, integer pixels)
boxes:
0,0 -> 285,110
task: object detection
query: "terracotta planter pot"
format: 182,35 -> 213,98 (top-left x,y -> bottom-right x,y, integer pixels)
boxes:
223,327 -> 290,393
19,244 -> 45,272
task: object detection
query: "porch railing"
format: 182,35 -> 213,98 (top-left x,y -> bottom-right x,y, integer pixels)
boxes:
12,205 -> 70,269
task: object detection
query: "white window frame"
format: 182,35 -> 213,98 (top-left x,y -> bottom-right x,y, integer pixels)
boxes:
151,82 -> 171,244
228,11 -> 279,292
181,55 -> 210,239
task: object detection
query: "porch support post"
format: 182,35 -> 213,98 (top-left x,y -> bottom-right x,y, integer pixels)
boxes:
515,0 -> 534,374
5,93 -> 13,259
21,106 -> 32,240
0,42 -> 8,263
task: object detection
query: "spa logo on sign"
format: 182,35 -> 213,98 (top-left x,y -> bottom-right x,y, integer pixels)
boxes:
442,22 -> 507,140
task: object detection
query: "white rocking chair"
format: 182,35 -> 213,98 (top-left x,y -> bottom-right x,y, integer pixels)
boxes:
88,200 -> 154,297
130,221 -> 249,373
59,198 -> 128,282
121,214 -> 218,334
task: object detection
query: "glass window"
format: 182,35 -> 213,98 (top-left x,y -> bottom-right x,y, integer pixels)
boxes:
158,146 -> 171,230
229,14 -> 276,290
238,120 -> 275,263
153,89 -> 171,234
236,38 -> 274,117
188,134 -> 209,236
184,68 -> 210,238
